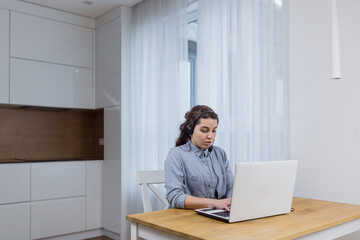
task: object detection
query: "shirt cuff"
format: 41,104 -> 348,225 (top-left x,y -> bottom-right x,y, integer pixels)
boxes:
175,194 -> 188,209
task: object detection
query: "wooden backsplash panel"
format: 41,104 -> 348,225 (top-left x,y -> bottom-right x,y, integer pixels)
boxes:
0,106 -> 104,161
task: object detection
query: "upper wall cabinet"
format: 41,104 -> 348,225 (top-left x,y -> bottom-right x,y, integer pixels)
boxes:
10,12 -> 92,68
0,9 -> 9,104
9,12 -> 93,109
10,58 -> 93,109
95,17 -> 121,108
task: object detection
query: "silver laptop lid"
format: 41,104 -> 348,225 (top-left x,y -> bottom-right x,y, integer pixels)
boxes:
229,160 -> 298,223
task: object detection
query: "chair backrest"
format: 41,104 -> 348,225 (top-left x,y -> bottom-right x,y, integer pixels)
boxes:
137,170 -> 169,212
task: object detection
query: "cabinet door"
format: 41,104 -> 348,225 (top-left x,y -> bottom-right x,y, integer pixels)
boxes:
0,9 -> 9,104
31,197 -> 85,239
31,161 -> 85,201
10,58 -> 92,109
11,12 -> 92,68
103,106 -> 121,234
86,160 -> 102,230
95,17 -> 121,108
0,203 -> 30,240
0,163 -> 30,204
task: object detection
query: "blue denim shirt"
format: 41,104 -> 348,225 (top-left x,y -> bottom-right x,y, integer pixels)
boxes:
164,141 -> 233,209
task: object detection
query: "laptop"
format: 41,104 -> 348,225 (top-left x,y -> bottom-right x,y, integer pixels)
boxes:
195,160 -> 298,223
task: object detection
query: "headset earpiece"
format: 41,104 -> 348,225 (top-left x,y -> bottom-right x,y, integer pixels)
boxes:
187,126 -> 193,135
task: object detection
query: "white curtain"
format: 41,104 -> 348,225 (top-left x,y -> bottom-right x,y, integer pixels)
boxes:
196,0 -> 289,168
120,0 -> 190,239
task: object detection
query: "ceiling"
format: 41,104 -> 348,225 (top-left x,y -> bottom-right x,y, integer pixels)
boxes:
18,0 -> 143,18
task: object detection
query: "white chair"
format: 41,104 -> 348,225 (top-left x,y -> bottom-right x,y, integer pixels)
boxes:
138,170 -> 170,212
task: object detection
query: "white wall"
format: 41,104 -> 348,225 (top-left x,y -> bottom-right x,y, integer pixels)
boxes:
289,0 -> 360,205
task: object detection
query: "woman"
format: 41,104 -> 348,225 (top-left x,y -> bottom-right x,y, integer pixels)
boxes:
165,105 -> 233,210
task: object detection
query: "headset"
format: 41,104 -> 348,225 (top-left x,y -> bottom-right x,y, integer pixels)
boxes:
187,110 -> 219,199
187,110 -> 219,136
187,110 -> 220,197
187,110 -> 218,152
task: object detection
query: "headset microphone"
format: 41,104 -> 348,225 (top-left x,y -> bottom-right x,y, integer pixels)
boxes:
208,139 -> 215,152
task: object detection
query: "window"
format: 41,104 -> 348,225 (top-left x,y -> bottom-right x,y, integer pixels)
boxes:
188,3 -> 198,108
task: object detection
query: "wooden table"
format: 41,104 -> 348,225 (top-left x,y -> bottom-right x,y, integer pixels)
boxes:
126,197 -> 360,240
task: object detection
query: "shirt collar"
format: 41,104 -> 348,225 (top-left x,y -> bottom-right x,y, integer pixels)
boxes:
186,141 -> 209,158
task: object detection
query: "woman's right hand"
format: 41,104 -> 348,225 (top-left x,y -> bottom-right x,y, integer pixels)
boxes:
213,198 -> 231,211
184,196 -> 231,210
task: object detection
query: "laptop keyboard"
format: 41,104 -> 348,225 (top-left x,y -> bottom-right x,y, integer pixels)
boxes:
212,211 -> 230,218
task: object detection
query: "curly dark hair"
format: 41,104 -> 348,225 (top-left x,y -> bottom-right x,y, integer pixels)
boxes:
175,105 -> 218,147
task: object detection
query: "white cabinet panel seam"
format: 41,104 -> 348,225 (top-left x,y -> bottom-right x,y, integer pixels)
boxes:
11,56 -> 93,70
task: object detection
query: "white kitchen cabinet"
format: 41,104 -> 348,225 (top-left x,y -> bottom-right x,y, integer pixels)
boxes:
11,12 -> 92,68
95,17 -> 121,108
31,197 -> 86,239
98,6 -> 131,237
103,106 -> 121,234
29,160 -> 101,239
10,58 -> 92,109
0,9 -> 9,104
86,160 -> 102,230
31,161 -> 85,201
0,159 -> 101,239
0,203 -> 30,240
0,163 -> 30,204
